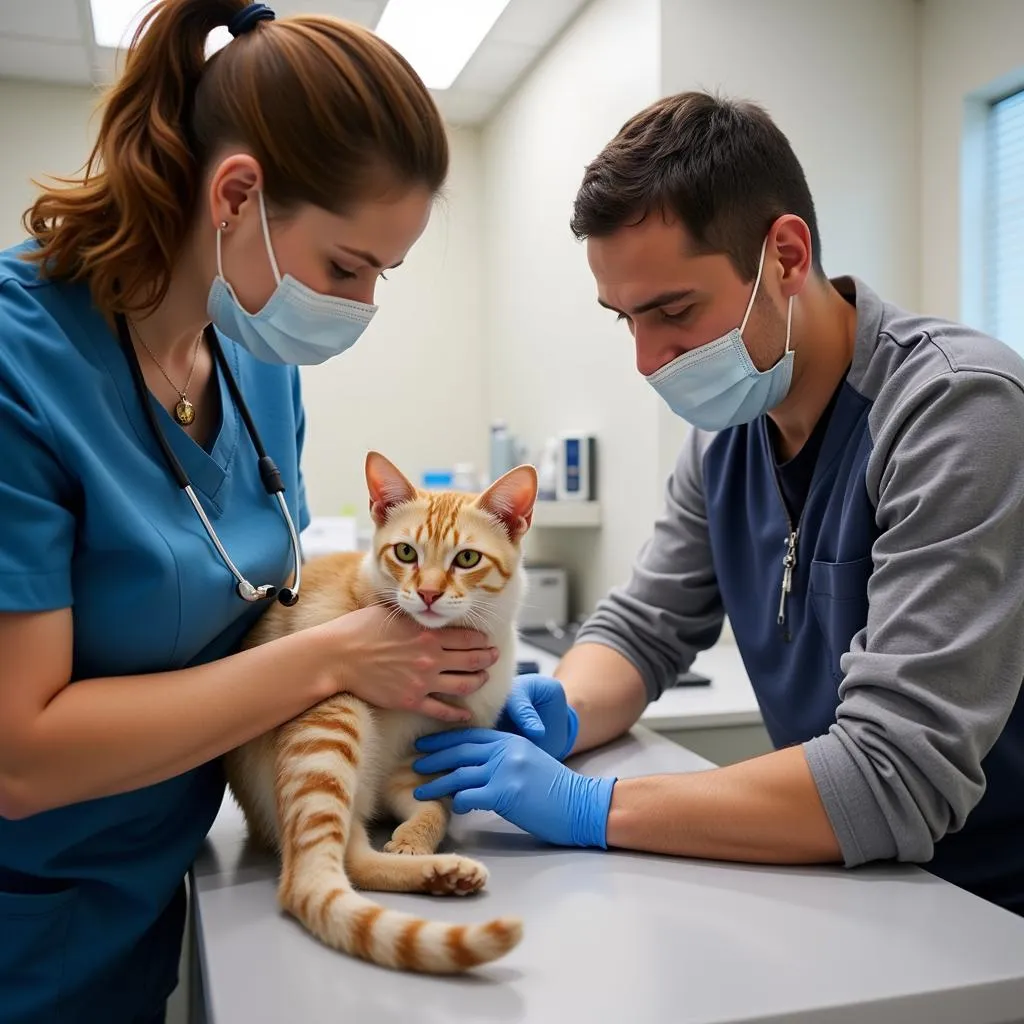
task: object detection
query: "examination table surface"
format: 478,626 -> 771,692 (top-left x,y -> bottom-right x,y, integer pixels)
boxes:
190,727 -> 1024,1024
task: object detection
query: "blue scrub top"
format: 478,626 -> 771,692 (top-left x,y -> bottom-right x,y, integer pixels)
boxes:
0,241 -> 311,1023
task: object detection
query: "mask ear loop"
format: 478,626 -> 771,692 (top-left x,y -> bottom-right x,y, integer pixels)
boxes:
215,220 -> 229,280
257,190 -> 283,286
740,237 -> 769,334
740,237 -> 795,358
215,191 -> 283,305
215,219 -> 242,307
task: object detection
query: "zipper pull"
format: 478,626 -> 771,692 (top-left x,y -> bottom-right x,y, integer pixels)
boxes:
777,529 -> 799,636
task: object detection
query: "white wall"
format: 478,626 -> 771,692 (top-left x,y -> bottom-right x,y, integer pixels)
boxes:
299,127 -> 487,520
0,79 -> 99,248
660,0 -> 919,309
656,0 -> 921,467
481,0 -> 663,617
919,0 -> 1024,324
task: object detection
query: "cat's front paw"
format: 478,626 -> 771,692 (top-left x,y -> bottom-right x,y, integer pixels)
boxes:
422,854 -> 488,896
385,819 -> 441,857
384,836 -> 432,856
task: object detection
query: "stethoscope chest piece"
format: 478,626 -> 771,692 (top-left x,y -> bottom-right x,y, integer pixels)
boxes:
238,581 -> 277,602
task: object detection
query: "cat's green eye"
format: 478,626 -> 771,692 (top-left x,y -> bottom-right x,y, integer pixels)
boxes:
454,549 -> 483,570
394,543 -> 418,564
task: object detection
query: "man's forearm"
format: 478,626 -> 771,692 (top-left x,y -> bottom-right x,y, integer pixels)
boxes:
555,642 -> 648,754
605,745 -> 843,863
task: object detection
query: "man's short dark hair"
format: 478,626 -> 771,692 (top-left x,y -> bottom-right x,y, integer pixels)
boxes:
570,91 -> 823,280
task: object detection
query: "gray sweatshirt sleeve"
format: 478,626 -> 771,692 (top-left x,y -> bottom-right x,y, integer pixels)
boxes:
805,369 -> 1024,866
574,427 -> 726,702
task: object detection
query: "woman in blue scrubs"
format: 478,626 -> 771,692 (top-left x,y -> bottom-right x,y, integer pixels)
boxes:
0,3 -> 497,1021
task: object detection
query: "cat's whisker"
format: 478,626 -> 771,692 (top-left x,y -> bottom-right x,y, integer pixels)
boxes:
466,602 -> 498,623
377,604 -> 410,636
463,607 -> 501,636
470,597 -> 503,619
460,607 -> 483,628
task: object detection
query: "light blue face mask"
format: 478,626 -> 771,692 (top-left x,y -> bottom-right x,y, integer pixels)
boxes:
645,237 -> 794,431
207,191 -> 378,366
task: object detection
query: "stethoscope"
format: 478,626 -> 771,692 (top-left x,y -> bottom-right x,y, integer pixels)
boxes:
115,313 -> 302,606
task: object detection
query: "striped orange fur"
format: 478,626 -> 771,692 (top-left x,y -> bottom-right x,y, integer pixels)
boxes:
224,453 -> 537,974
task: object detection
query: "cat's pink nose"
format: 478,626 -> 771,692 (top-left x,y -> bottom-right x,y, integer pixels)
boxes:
418,588 -> 441,608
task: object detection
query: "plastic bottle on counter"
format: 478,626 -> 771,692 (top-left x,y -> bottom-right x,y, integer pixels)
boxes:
537,437 -> 559,501
452,463 -> 479,491
489,421 -> 515,482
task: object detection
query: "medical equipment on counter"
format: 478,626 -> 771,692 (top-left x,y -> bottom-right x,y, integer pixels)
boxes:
519,565 -> 569,630
489,421 -> 528,481
537,437 -> 559,500
422,464 -> 481,492
422,469 -> 454,490
556,431 -> 596,501
452,462 -> 480,491
520,621 -> 711,687
301,515 -> 359,558
117,316 -> 302,605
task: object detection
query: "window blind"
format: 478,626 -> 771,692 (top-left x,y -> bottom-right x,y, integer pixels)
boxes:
985,89 -> 1024,352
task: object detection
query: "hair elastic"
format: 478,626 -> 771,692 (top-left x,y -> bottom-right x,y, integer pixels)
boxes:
228,3 -> 276,38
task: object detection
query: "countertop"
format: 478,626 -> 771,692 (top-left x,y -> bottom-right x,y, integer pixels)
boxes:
190,727 -> 1024,1024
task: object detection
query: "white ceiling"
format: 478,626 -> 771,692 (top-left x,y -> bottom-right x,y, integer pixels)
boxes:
0,0 -> 590,124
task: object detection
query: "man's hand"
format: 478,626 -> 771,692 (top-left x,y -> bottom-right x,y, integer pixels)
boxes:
412,728 -> 615,848
496,674 -> 579,759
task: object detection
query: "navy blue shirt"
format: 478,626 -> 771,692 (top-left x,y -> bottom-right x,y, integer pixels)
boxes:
770,369 -> 846,524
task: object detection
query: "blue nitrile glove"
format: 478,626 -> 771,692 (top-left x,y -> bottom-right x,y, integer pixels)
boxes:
497,674 -> 579,760
412,729 -> 615,848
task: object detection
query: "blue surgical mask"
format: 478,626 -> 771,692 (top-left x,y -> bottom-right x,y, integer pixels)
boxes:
207,191 -> 377,366
645,237 -> 794,431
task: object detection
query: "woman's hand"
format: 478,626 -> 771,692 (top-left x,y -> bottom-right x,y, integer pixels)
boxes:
325,606 -> 498,722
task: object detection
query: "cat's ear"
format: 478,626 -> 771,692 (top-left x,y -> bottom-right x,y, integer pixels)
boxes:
475,464 -> 538,542
365,451 -> 417,526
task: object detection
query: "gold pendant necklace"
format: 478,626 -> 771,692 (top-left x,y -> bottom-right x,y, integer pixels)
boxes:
174,396 -> 196,427
128,317 -> 204,427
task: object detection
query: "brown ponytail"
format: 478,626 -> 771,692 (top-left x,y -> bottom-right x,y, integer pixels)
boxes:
23,0 -> 449,317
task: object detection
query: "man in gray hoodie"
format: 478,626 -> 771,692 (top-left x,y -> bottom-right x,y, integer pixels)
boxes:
414,90 -> 1024,917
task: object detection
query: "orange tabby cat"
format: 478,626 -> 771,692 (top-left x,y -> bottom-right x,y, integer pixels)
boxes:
224,451 -> 537,974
